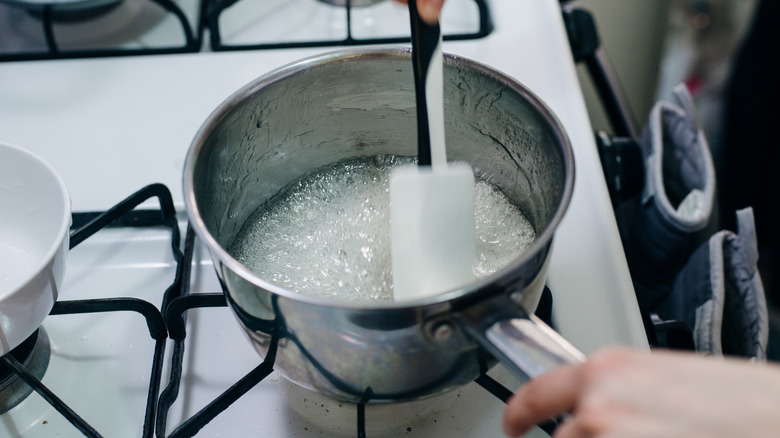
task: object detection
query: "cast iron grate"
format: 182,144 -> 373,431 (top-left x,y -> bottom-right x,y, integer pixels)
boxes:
0,183 -> 181,437
0,0 -> 490,62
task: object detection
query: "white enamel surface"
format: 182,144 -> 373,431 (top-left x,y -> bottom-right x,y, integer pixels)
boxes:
0,0 -> 647,436
0,142 -> 70,354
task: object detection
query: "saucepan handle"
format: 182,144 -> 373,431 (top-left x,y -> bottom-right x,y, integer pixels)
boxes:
460,294 -> 586,381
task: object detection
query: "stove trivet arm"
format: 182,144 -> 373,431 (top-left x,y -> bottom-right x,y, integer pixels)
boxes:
69,183 -> 181,260
164,293 -> 227,341
164,359 -> 275,438
158,328 -> 278,438
50,298 -> 168,438
155,0 -> 198,50
51,298 -> 167,341
159,226 -> 197,337
0,354 -> 102,437
157,225 -> 232,437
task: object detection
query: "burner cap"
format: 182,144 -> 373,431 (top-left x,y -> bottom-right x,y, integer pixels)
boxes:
0,328 -> 51,414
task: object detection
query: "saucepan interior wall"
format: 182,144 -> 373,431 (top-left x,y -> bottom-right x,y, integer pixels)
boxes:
193,52 -> 566,254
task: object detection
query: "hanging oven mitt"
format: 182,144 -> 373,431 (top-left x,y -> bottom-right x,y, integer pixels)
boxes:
655,208 -> 768,359
616,83 -> 716,312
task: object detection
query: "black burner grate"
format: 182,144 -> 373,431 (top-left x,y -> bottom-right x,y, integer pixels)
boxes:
0,183 -> 180,438
0,0 -> 491,62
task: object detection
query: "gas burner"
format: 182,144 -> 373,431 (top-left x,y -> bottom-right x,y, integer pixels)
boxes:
0,329 -> 50,414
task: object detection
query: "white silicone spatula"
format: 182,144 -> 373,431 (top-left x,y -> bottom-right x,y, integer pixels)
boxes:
390,1 -> 477,302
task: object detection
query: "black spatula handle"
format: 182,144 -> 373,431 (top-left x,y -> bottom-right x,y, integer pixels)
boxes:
408,0 -> 441,167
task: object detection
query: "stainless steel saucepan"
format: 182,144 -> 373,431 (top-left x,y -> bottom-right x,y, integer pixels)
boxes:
183,48 -> 583,403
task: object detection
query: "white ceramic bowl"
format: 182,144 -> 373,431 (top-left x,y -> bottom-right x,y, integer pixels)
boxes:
0,142 -> 70,355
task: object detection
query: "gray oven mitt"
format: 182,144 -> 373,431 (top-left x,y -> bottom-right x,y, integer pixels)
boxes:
617,83 -> 716,312
656,208 -> 768,359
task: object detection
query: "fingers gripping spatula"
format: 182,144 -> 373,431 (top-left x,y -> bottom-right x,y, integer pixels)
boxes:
390,1 -> 477,302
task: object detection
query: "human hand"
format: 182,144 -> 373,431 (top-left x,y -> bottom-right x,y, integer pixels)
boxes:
393,0 -> 445,25
504,347 -> 780,437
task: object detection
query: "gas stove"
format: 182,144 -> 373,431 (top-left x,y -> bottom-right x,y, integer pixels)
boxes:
0,0 -> 649,437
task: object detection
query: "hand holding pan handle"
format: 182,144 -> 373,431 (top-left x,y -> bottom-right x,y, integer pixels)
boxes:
460,293 -> 586,381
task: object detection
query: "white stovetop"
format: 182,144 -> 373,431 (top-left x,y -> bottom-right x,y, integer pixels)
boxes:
0,0 -> 649,436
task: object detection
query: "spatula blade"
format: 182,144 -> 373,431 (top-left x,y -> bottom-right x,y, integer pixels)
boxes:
390,162 -> 477,301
